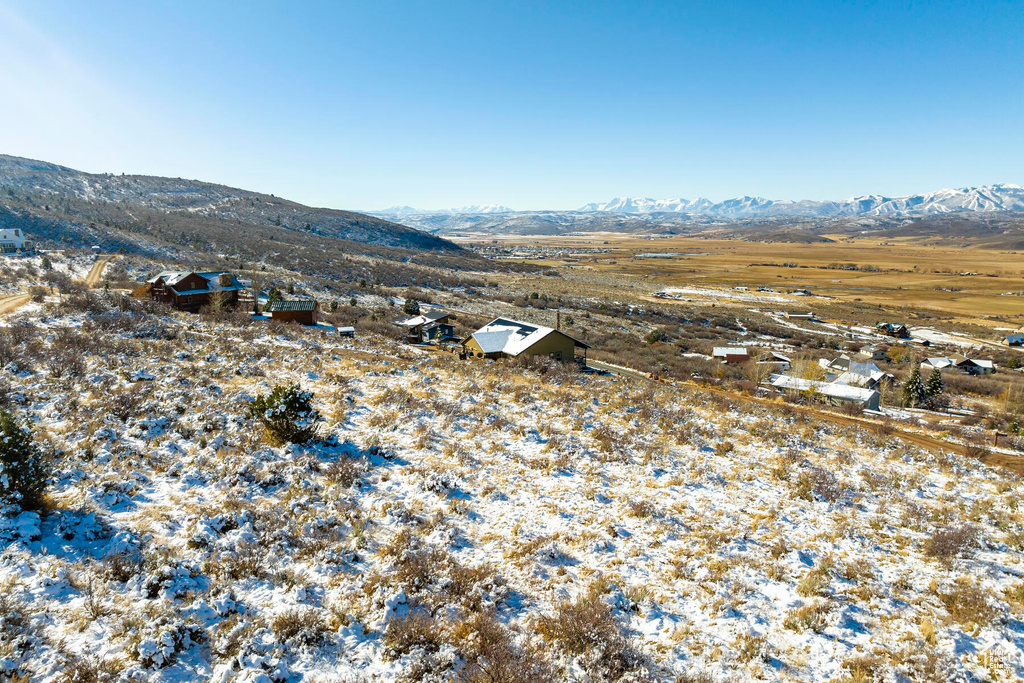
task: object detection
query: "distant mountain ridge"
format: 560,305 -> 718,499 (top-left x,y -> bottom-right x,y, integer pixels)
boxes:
376,204 -> 514,217
374,184 -> 1024,220
580,184 -> 1024,218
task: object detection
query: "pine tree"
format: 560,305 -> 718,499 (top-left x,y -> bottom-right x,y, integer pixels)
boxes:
0,411 -> 48,511
902,366 -> 927,407
925,367 -> 945,397
403,298 -> 420,315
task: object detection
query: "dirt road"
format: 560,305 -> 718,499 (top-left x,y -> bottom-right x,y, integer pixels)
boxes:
84,256 -> 110,287
586,359 -> 1024,474
0,293 -> 31,315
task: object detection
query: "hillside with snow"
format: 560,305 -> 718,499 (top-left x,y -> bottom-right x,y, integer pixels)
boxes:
0,274 -> 1022,682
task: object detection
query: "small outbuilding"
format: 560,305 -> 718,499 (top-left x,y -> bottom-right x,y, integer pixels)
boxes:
264,299 -> 319,326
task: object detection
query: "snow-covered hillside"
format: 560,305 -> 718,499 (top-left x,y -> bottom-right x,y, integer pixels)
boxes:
1,300 -> 1022,682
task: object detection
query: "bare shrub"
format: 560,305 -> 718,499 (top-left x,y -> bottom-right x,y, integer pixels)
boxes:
101,550 -> 145,583
55,654 -> 125,683
270,608 -> 330,647
535,596 -> 644,681
938,583 -> 998,627
795,467 -> 844,503
962,434 -> 990,461
924,524 -> 979,564
783,600 -> 831,633
382,605 -> 446,659
212,542 -> 269,581
323,456 -> 365,488
108,384 -> 152,422
627,499 -> 657,519
455,611 -> 557,683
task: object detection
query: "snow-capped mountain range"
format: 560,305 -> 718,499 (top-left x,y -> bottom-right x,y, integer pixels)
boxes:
582,184 -> 1024,218
376,184 -> 1024,219
376,204 -> 514,216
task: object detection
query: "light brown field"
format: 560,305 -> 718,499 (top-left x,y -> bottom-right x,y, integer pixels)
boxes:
457,234 -> 1024,328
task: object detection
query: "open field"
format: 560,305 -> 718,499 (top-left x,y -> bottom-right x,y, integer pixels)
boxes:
457,234 -> 1024,329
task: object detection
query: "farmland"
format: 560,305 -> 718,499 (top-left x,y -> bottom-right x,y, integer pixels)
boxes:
459,235 -> 1024,328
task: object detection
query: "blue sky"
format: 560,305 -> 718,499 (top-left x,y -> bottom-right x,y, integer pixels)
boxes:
1,1 -> 1021,210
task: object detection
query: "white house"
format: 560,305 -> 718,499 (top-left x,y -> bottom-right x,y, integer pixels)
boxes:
768,375 -> 881,411
0,228 -> 33,253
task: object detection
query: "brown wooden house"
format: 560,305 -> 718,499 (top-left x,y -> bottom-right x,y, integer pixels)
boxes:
264,299 -> 319,325
145,271 -> 245,312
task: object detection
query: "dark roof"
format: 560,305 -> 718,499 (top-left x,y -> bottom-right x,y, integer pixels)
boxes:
265,299 -> 318,312
422,309 -> 450,321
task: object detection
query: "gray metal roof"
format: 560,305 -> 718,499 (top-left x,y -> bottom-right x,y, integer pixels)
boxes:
265,299 -> 318,312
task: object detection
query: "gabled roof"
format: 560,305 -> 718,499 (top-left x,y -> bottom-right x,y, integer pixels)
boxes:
769,375 -> 880,404
713,347 -> 749,356
758,351 -> 791,363
147,270 -> 245,292
1005,334 -> 1024,344
846,360 -> 881,377
467,317 -> 588,356
395,308 -> 450,327
826,355 -> 853,371
265,299 -> 318,312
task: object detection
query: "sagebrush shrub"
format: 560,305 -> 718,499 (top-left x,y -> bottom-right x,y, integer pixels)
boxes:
249,384 -> 321,445
0,411 -> 48,511
924,524 -> 979,564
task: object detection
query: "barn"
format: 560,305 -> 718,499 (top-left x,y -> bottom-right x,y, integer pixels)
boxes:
264,299 -> 319,326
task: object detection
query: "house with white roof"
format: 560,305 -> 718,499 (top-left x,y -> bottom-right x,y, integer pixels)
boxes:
768,375 -> 881,411
394,308 -> 453,343
921,354 -> 995,375
713,347 -> 750,363
462,317 -> 589,363
819,355 -> 893,389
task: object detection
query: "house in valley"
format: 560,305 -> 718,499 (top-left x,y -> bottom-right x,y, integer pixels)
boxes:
855,346 -> 888,362
145,271 -> 245,312
768,375 -> 881,411
264,299 -> 319,326
921,354 -> 996,375
0,228 -> 33,254
877,322 -> 910,339
395,308 -> 452,343
1005,334 -> 1024,347
819,355 -> 892,389
756,350 -> 792,372
462,317 -> 589,363
713,347 -> 751,364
